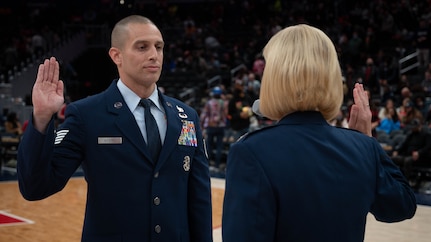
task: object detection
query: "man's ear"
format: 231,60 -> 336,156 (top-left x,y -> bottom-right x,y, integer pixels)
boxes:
108,47 -> 121,65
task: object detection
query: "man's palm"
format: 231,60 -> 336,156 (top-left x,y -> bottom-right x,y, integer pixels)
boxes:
32,57 -> 65,129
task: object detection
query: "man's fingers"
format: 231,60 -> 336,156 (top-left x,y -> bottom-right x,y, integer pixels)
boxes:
46,57 -> 58,83
54,58 -> 60,84
36,63 -> 45,84
36,57 -> 59,84
56,80 -> 65,96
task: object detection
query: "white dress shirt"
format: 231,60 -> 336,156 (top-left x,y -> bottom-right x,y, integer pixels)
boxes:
117,80 -> 167,144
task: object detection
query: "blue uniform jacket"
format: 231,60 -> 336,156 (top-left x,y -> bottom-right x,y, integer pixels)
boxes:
17,80 -> 213,242
222,111 -> 416,242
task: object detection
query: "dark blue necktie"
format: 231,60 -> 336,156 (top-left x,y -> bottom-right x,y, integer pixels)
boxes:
140,99 -> 162,162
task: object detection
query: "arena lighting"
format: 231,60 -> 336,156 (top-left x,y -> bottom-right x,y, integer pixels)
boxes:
119,0 -> 125,5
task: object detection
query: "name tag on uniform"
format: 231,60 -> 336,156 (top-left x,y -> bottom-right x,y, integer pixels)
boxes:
98,137 -> 123,144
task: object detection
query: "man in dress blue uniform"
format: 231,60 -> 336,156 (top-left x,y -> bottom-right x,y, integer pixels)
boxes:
17,15 -> 213,242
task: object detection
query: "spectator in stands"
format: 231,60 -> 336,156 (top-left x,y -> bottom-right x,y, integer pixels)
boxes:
378,98 -> 393,119
415,19 -> 430,68
31,30 -> 46,57
204,33 -> 221,51
413,95 -> 428,118
361,26 -> 379,59
378,78 -> 395,104
378,99 -> 399,135
395,74 -> 411,97
401,86 -> 413,98
200,86 -> 229,170
421,69 -> 431,97
246,72 -> 261,101
4,41 -> 20,77
397,97 -> 410,124
403,100 -> 424,127
346,30 -> 363,68
206,53 -> 221,71
4,111 -> 23,136
343,64 -> 360,101
379,8 -> 396,46
378,57 -> 397,87
251,53 -> 265,78
392,119 -> 431,178
183,15 -> 196,40
376,102 -> 401,135
360,57 -> 379,96
227,79 -> 254,141
222,24 -> 416,242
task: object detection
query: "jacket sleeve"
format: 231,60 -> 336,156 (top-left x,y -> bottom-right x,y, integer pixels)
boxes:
17,111 -> 82,201
222,141 -> 276,242
188,110 -> 214,242
370,140 -> 417,222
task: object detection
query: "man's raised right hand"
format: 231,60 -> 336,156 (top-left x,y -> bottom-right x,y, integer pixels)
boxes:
32,57 -> 65,133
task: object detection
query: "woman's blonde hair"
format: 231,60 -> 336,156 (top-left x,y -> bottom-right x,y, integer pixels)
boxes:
259,24 -> 343,121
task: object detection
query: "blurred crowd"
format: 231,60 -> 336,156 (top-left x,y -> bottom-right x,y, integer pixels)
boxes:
1,0 -> 431,173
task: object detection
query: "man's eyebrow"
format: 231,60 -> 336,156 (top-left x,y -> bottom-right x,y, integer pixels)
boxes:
155,40 -> 165,46
134,40 -> 164,45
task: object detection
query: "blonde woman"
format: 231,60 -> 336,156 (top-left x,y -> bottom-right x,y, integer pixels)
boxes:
222,24 -> 416,242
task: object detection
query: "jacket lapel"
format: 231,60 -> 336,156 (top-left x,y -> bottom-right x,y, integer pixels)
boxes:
155,96 -> 184,169
104,80 -> 149,159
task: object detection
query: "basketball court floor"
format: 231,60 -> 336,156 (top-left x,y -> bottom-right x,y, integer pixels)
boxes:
1,173 -> 430,241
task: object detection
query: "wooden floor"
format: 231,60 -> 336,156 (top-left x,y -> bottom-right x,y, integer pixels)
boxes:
1,177 -> 430,242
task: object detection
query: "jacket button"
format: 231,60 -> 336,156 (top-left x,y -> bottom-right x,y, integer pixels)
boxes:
155,225 -> 161,233
154,197 -> 160,205
154,172 -> 159,178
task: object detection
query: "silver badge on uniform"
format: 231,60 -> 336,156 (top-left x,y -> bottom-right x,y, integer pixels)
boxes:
176,105 -> 184,113
114,102 -> 123,109
183,156 -> 190,172
176,105 -> 188,119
